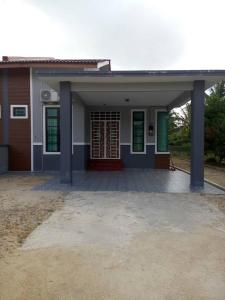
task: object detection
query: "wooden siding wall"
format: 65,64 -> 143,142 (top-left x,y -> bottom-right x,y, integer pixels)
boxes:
155,154 -> 170,169
0,72 -> 3,144
8,68 -> 31,171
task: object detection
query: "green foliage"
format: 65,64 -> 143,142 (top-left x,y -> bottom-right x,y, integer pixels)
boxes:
205,81 -> 225,163
169,103 -> 191,148
169,81 -> 225,164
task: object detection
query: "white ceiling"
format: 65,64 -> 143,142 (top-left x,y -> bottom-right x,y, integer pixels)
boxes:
39,72 -> 225,107
76,90 -> 183,106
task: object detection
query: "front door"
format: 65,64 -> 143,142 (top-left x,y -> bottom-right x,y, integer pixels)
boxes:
91,112 -> 120,159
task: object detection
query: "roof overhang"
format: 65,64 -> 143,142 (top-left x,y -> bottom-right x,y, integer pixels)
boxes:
35,69 -> 225,109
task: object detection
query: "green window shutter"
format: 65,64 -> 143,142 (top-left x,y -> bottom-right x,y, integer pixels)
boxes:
132,111 -> 145,153
46,107 -> 60,152
157,111 -> 168,152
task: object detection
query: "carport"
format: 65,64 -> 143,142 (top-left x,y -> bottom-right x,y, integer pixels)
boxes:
36,69 -> 225,188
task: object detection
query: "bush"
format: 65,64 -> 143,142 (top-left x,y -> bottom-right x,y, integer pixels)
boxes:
205,157 -> 217,164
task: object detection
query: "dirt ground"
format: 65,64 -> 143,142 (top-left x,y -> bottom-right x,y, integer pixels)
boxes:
0,175 -> 225,300
1,227 -> 225,300
172,156 -> 225,188
172,156 -> 225,213
0,174 -> 65,258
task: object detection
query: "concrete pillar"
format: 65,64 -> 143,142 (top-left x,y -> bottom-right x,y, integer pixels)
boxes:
190,80 -> 205,188
60,81 -> 72,184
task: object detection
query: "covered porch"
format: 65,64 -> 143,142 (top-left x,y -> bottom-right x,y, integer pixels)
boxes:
36,69 -> 225,189
34,169 -> 224,194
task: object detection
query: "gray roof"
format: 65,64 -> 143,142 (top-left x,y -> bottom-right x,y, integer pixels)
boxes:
0,57 -> 110,65
35,69 -> 225,78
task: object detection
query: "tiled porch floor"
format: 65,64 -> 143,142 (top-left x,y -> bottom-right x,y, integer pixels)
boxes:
34,169 -> 224,194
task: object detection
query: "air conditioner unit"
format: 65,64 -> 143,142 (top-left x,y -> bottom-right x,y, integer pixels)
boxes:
41,89 -> 59,102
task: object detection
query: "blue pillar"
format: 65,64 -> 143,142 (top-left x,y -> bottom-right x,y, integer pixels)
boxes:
190,80 -> 205,188
60,81 -> 72,184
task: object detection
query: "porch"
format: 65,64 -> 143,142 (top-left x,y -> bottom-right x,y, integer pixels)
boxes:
35,69 -> 225,188
33,169 -> 224,194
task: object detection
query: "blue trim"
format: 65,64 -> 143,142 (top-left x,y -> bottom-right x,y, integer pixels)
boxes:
121,145 -> 155,168
72,145 -> 89,170
33,145 -> 155,171
33,145 -> 89,171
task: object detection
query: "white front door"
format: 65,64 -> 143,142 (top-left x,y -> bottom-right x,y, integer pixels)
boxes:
91,112 -> 120,159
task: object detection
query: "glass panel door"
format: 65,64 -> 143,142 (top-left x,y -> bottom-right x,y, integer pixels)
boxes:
132,111 -> 145,153
157,111 -> 168,152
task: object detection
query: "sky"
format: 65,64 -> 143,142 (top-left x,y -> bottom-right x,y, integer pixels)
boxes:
1,0 -> 225,70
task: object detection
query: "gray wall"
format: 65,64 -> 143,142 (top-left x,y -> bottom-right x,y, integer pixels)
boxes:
32,74 -> 86,144
33,145 -> 155,170
32,74 -> 166,170
86,106 -> 157,144
34,145 -> 89,171
121,145 -> 155,168
32,75 -> 51,143
73,99 -> 86,143
0,145 -> 8,173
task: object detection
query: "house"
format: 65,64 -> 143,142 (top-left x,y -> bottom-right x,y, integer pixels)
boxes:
0,56 -> 225,187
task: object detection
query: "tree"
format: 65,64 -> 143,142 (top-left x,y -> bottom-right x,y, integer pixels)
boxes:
205,81 -> 225,163
169,102 -> 191,145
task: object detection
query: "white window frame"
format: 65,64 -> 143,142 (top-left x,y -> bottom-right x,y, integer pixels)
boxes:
130,109 -> 146,154
10,105 -> 28,119
43,105 -> 60,155
155,108 -> 170,154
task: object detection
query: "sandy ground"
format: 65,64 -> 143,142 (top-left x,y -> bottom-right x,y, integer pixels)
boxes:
0,174 -> 65,258
1,228 -> 225,300
0,189 -> 225,300
172,156 -> 225,188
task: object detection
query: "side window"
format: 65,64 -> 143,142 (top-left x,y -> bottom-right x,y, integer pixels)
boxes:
132,110 -> 145,153
10,105 -> 28,119
45,107 -> 60,153
157,111 -> 168,152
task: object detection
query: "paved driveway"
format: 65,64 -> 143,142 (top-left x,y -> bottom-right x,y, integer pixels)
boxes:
23,192 -> 225,249
1,191 -> 225,299
34,169 -> 224,193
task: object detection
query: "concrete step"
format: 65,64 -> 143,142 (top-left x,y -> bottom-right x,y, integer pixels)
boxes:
88,159 -> 124,171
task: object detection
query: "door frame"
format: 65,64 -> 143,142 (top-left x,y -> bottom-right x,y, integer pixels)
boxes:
90,115 -> 121,160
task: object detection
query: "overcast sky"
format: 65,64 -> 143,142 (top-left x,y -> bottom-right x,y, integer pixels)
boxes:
1,0 -> 225,70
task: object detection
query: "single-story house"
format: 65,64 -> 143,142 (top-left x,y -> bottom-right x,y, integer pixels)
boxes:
0,56 -> 225,187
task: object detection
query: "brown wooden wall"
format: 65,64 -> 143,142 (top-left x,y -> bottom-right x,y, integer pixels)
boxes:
155,154 -> 170,169
0,72 -> 3,144
8,68 -> 31,171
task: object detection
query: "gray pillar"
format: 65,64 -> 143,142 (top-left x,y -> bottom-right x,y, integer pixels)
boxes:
190,80 -> 205,188
2,69 -> 9,145
60,81 -> 72,184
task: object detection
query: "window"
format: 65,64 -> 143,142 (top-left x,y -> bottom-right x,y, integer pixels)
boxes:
131,110 -> 146,153
44,106 -> 60,153
157,111 -> 168,152
10,105 -> 28,119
